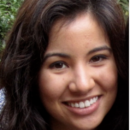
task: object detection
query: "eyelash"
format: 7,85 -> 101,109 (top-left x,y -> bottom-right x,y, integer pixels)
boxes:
90,55 -> 107,63
49,61 -> 67,69
49,55 -> 107,69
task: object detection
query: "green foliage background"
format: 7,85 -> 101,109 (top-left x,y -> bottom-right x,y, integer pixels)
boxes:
0,0 -> 24,57
0,0 -> 129,58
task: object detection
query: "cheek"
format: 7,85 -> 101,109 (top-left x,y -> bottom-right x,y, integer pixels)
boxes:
95,63 -> 118,91
38,70 -> 67,100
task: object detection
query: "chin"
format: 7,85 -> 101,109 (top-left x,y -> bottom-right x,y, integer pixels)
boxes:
66,116 -> 104,130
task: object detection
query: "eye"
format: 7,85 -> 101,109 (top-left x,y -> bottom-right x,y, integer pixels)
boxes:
49,61 -> 67,69
90,55 -> 107,63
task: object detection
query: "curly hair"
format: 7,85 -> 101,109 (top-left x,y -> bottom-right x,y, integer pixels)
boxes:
0,0 -> 128,130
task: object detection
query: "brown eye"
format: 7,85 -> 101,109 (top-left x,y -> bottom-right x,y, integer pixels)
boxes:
90,55 -> 107,63
49,61 -> 67,69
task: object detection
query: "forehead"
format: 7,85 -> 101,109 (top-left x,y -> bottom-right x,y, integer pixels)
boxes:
48,12 -> 109,48
49,12 -> 108,42
43,12 -> 111,61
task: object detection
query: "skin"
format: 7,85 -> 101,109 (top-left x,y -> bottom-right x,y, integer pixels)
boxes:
39,13 -> 118,130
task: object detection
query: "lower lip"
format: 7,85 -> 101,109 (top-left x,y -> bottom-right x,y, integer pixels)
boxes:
65,97 -> 101,116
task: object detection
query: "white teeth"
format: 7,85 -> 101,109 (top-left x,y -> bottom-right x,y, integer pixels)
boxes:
79,102 -> 85,108
69,96 -> 98,108
85,100 -> 90,107
71,103 -> 75,107
94,97 -> 97,102
90,99 -> 93,105
93,98 -> 95,103
75,103 -> 79,108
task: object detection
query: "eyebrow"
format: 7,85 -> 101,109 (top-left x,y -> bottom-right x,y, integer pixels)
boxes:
43,46 -> 112,62
43,53 -> 70,62
87,46 -> 112,55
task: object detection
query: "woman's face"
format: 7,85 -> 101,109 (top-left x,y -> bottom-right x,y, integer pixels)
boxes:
39,13 -> 117,130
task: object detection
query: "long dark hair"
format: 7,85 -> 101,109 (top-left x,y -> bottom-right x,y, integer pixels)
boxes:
0,0 -> 128,130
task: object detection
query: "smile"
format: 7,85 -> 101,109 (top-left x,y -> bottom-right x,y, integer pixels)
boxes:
67,96 -> 98,109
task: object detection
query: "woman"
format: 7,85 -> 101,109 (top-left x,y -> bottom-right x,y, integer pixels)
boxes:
0,0 -> 128,130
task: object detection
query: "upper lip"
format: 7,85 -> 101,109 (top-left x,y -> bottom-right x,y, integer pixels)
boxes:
62,95 -> 101,103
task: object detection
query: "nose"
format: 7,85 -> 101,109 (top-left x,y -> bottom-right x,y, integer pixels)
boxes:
69,65 -> 95,94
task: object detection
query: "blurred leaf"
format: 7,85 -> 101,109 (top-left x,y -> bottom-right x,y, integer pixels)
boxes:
0,0 -> 24,58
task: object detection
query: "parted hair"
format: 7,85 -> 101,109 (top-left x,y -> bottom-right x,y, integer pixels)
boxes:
0,0 -> 128,130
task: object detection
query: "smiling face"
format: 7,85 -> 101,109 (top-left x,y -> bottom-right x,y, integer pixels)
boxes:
38,13 -> 118,130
